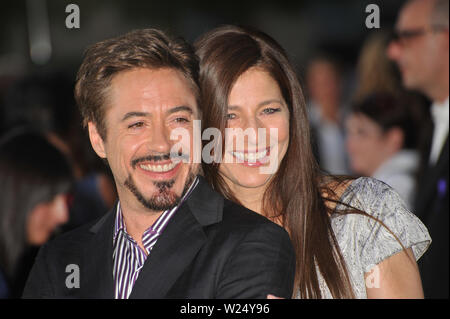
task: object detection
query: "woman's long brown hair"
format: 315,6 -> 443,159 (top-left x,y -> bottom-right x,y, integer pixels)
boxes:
195,25 -> 357,298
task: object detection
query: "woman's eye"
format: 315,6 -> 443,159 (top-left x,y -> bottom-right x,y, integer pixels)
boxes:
226,113 -> 236,120
128,122 -> 144,129
262,107 -> 281,115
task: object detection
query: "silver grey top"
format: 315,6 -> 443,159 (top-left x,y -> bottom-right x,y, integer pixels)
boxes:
296,177 -> 431,299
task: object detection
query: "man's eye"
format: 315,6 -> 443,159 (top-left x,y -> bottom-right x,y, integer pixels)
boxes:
175,117 -> 190,123
128,122 -> 144,129
262,107 -> 281,115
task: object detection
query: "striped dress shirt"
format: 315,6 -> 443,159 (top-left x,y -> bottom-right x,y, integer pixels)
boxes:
112,177 -> 199,299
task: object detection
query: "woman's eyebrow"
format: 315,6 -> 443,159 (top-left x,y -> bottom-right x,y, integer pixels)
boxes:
257,99 -> 284,107
228,99 -> 284,110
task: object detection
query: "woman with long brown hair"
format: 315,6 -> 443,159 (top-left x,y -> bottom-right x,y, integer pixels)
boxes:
195,25 -> 431,298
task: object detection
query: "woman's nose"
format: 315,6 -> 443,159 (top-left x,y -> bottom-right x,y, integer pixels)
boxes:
241,116 -> 265,147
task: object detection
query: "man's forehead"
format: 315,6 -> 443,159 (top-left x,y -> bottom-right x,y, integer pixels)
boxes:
108,67 -> 198,114
398,0 -> 433,28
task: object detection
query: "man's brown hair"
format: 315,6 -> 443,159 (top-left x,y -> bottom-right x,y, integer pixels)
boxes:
74,28 -> 199,139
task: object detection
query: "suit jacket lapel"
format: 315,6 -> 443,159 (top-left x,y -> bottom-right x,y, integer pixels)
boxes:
129,176 -> 223,299
416,136 -> 449,219
81,207 -> 116,298
128,204 -> 206,299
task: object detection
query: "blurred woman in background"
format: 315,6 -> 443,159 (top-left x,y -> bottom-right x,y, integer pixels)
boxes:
346,93 -> 421,210
0,73 -> 117,233
0,129 -> 73,298
353,31 -> 403,103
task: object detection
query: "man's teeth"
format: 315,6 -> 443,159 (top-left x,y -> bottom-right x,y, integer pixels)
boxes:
139,162 -> 177,172
232,150 -> 268,162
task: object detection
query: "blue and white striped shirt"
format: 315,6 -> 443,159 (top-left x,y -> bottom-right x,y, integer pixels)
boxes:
112,177 -> 199,299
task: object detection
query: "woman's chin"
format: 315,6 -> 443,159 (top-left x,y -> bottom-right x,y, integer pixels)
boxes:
234,175 -> 273,189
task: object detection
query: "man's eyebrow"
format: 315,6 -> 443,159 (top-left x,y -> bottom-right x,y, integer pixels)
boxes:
166,105 -> 194,115
228,99 -> 285,110
121,107 -> 193,121
121,111 -> 150,122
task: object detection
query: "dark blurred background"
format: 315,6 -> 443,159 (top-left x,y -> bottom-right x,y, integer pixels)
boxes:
0,0 -> 406,82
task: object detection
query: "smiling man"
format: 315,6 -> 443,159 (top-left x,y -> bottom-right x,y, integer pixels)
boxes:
90,67 -> 200,256
22,29 -> 295,299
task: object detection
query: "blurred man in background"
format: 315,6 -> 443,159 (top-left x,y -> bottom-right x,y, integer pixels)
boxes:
306,56 -> 349,175
388,0 -> 449,298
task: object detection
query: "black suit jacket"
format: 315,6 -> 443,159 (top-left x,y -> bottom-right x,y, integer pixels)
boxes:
415,136 -> 449,299
22,176 -> 296,299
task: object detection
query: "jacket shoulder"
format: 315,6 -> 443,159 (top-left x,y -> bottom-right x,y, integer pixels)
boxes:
221,198 -> 287,235
46,213 -> 107,251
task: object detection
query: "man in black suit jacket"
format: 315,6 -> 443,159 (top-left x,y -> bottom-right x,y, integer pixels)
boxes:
415,137 -> 449,298
22,29 -> 295,298
22,176 -> 295,298
388,0 -> 449,298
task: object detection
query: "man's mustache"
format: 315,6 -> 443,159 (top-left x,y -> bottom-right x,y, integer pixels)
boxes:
131,151 -> 190,169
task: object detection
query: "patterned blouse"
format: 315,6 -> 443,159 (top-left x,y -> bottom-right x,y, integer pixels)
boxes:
296,177 -> 431,299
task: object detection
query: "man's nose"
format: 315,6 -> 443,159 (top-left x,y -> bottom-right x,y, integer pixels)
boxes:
387,40 -> 401,61
148,122 -> 171,153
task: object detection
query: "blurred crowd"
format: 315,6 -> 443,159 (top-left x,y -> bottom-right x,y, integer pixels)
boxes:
0,73 -> 117,298
0,0 -> 448,299
306,31 -> 431,210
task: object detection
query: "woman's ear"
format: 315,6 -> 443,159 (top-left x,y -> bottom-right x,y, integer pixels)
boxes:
88,122 -> 107,158
385,127 -> 404,153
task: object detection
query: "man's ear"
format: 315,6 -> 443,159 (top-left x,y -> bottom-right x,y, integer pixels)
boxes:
88,122 -> 107,158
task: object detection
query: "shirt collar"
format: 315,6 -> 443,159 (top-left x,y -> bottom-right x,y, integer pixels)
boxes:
431,96 -> 449,126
